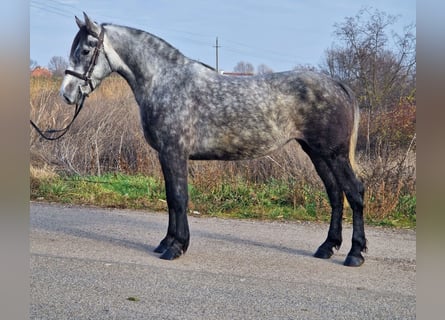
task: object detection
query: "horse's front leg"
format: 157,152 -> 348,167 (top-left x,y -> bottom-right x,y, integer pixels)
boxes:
155,151 -> 190,260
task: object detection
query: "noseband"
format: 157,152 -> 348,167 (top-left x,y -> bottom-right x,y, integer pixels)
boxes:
64,27 -> 106,93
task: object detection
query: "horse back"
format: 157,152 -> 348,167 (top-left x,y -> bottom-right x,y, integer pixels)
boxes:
186,69 -> 356,160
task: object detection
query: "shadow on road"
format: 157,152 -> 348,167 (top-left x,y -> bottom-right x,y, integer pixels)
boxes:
195,229 -> 316,259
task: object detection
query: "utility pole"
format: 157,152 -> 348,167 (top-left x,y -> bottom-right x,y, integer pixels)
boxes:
213,37 -> 220,73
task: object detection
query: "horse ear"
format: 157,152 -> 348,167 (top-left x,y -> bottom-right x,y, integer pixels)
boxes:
83,12 -> 101,37
75,15 -> 85,29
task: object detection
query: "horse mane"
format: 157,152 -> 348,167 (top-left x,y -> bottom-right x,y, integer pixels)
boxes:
102,23 -> 215,71
197,61 -> 216,71
70,26 -> 87,57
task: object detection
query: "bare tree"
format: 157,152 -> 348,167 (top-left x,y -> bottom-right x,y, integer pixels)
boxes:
30,59 -> 38,70
320,7 -> 416,157
257,64 -> 273,74
293,64 -> 318,72
48,56 -> 69,78
233,61 -> 254,74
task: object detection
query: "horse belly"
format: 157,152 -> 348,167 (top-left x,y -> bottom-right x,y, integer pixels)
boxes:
189,126 -> 295,161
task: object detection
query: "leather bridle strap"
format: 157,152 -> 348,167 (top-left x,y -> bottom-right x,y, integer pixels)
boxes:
30,27 -> 105,141
64,27 -> 106,92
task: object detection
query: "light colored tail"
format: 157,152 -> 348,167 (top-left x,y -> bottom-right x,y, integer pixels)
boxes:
344,96 -> 360,208
349,100 -> 360,175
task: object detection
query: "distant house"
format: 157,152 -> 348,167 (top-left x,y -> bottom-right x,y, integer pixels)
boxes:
31,67 -> 52,78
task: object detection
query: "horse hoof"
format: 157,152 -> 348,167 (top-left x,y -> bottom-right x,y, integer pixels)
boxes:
154,243 -> 168,254
159,248 -> 182,260
344,254 -> 364,267
314,247 -> 334,259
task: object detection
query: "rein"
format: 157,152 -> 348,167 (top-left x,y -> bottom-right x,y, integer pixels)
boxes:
30,27 -> 105,141
30,94 -> 86,141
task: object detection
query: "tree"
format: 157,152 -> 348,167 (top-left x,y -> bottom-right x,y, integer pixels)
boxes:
257,64 -> 273,74
320,7 -> 416,157
30,59 -> 38,70
48,56 -> 69,78
293,64 -> 318,72
233,61 -> 254,74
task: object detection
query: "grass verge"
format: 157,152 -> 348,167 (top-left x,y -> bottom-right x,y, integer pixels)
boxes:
30,170 -> 416,229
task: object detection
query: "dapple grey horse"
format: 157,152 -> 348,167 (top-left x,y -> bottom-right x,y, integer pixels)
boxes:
61,13 -> 366,266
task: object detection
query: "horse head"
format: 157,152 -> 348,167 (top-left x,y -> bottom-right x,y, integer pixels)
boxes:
60,12 -> 112,105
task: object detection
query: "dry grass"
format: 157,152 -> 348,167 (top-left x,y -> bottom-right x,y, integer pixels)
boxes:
30,75 -> 416,224
30,164 -> 57,192
30,75 -> 159,176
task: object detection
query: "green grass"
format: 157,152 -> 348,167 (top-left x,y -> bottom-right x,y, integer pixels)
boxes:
31,172 -> 416,228
32,173 -> 167,211
188,178 -> 331,222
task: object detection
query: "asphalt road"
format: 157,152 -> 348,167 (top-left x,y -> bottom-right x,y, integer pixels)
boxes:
30,202 -> 416,319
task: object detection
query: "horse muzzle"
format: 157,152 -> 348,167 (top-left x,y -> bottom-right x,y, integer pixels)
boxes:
61,73 -> 92,105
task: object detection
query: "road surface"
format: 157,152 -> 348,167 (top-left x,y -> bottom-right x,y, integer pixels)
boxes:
30,202 -> 416,319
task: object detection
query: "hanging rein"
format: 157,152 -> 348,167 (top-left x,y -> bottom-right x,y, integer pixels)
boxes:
30,28 -> 105,141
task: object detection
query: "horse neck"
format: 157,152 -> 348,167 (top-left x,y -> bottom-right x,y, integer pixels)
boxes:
103,24 -> 188,92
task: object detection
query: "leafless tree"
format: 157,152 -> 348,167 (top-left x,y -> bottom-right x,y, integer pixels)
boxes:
233,61 -> 255,74
257,64 -> 274,74
293,64 -> 318,72
320,7 -> 416,158
30,59 -> 38,70
48,56 -> 69,78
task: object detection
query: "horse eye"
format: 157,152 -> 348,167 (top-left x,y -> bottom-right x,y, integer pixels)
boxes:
81,49 -> 90,55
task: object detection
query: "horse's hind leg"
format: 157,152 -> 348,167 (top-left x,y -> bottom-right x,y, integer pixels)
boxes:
299,142 -> 344,260
155,152 -> 190,260
328,153 -> 366,267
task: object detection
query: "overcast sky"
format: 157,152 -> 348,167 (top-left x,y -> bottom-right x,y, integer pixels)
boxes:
30,0 -> 415,72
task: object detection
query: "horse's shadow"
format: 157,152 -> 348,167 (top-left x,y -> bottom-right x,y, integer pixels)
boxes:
66,226 -> 159,255
37,214 -> 344,263
40,221 -> 318,261
35,220 -> 159,257
195,229 -> 316,259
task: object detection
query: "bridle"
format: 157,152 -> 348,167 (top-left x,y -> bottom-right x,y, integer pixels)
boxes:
64,27 -> 105,93
30,27 -> 107,141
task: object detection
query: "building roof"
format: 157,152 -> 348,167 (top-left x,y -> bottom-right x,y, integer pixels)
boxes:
220,71 -> 254,76
31,67 -> 52,78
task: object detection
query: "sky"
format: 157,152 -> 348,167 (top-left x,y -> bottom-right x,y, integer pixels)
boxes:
30,0 -> 416,73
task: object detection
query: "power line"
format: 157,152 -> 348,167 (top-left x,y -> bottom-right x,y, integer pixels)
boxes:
47,0 -> 78,11
30,0 -> 74,18
30,3 -> 304,69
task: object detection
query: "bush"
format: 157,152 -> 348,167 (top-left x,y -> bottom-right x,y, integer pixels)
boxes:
357,97 -> 416,156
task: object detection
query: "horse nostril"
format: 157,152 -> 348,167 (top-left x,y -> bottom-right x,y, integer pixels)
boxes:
62,93 -> 74,105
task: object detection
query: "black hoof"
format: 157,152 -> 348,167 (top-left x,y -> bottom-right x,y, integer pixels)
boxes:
344,254 -> 364,267
159,247 -> 182,260
154,242 -> 169,254
314,247 -> 334,259
154,236 -> 175,254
